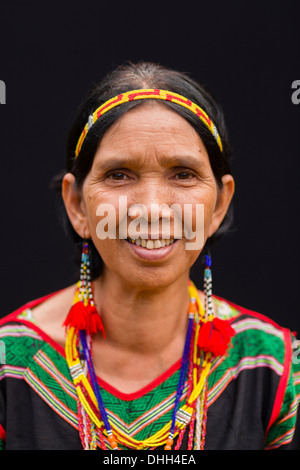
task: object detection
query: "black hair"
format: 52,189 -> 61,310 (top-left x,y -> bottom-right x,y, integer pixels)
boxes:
52,61 -> 234,279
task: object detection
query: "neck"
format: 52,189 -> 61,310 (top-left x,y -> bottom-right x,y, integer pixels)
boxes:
93,270 -> 191,355
89,270 -> 198,393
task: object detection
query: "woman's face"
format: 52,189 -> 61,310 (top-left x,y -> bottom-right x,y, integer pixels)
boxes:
63,103 -> 234,289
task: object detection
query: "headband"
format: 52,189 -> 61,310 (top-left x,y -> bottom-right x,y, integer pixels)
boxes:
75,88 -> 223,159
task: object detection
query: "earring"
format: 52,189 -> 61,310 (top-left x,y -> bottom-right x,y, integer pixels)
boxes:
203,252 -> 214,323
197,249 -> 235,357
63,239 -> 105,337
79,240 -> 94,308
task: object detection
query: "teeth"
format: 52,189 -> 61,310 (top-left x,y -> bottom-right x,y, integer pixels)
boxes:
128,238 -> 176,249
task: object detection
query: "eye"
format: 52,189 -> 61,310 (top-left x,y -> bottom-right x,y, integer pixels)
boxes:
106,171 -> 131,181
173,170 -> 195,180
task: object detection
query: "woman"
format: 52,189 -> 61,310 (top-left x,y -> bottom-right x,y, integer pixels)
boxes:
0,62 -> 299,450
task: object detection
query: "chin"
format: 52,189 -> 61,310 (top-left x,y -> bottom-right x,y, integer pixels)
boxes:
118,265 -> 190,291
98,239 -> 197,289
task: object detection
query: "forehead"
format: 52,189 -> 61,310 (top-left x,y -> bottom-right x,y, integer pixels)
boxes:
96,102 -> 207,158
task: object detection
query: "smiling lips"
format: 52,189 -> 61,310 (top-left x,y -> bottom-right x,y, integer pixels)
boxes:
127,237 -> 176,250
126,236 -> 178,261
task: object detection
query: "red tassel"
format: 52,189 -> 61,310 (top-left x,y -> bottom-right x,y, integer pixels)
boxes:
197,317 -> 235,357
63,301 -> 88,330
85,304 -> 106,338
63,301 -> 105,337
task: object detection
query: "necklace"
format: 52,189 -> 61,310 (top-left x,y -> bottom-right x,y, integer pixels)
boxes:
65,279 -> 234,450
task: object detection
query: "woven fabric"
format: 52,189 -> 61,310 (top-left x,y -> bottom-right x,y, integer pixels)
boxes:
0,295 -> 300,450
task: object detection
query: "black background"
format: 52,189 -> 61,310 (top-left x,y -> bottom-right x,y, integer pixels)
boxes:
0,1 -> 299,332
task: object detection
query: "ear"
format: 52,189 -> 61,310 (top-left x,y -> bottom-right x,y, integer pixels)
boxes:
208,174 -> 235,238
62,173 -> 91,239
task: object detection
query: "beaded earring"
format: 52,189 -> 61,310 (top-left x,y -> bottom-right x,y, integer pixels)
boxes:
63,239 -> 105,337
203,252 -> 214,323
197,249 -> 235,357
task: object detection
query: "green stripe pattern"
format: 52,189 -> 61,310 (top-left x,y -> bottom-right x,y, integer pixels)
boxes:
0,297 -> 300,449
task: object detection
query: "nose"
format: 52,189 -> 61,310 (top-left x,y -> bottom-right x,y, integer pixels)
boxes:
128,180 -> 175,224
128,203 -> 178,240
128,203 -> 175,222
127,182 -> 180,239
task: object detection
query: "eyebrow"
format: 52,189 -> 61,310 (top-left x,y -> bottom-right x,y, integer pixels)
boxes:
94,154 -> 206,171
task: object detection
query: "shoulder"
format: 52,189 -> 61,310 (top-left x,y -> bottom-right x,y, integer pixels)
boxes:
211,295 -> 296,389
0,285 -> 75,366
211,296 -> 300,449
0,324 -> 45,376
25,284 -> 77,348
213,295 -> 293,351
0,307 -> 46,369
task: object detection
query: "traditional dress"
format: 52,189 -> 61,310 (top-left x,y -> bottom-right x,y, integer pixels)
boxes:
0,289 -> 299,450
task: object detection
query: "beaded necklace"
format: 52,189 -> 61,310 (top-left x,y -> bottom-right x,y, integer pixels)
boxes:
65,279 -> 234,450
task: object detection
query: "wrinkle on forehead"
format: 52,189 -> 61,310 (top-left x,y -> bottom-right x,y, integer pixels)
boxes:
93,102 -> 210,170
101,101 -> 198,140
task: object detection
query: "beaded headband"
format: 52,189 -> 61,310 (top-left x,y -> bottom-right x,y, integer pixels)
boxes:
74,88 -> 223,159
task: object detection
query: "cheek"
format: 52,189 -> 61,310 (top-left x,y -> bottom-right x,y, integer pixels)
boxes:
180,189 -> 217,240
203,197 -> 218,232
83,185 -> 120,235
93,239 -> 117,261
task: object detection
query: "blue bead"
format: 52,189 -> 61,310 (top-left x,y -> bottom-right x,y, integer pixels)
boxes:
205,255 -> 211,267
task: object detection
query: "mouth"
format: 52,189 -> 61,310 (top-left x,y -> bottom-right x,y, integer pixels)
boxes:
125,236 -> 178,261
127,237 -> 176,250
